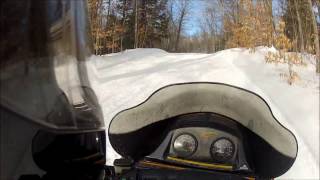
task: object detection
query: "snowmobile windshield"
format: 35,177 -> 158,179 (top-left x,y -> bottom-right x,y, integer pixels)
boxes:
109,83 -> 298,175
0,0 -> 104,132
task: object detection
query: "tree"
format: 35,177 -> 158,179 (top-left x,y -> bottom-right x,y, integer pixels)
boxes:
134,0 -> 139,48
119,0 -> 128,51
174,0 -> 190,52
293,0 -> 304,52
262,0 -> 275,46
200,1 -> 220,53
225,0 -> 273,49
165,0 -> 178,51
88,0 -> 104,54
117,0 -> 135,50
282,0 -> 320,73
307,0 -> 320,73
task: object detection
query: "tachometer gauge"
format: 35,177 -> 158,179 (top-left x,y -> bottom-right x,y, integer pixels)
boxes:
211,138 -> 235,162
173,134 -> 197,157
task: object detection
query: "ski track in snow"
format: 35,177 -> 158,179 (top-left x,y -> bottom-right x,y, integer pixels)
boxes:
87,48 -> 319,179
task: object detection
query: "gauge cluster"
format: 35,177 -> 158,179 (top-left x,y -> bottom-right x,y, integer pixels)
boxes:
166,127 -> 251,172
144,113 -> 254,173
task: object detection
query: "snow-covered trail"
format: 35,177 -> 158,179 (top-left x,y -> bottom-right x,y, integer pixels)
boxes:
87,48 -> 319,179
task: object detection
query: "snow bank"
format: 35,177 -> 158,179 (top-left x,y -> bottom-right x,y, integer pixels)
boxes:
87,48 -> 319,179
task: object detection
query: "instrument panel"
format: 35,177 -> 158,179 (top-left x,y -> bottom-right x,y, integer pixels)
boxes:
147,124 -> 252,173
169,127 -> 237,164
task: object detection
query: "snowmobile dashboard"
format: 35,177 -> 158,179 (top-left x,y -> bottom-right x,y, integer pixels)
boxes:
110,112 -> 292,180
109,83 -> 298,179
146,113 -> 253,174
127,114 -> 262,180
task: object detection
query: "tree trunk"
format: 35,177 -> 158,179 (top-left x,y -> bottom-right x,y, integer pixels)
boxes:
293,0 -> 305,52
175,6 -> 186,52
112,21 -> 116,53
307,0 -> 320,73
107,0 -> 111,17
175,16 -> 182,51
120,0 -> 127,51
134,0 -> 139,48
263,0 -> 275,46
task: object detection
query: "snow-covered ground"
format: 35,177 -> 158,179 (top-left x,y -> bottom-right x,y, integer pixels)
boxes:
87,48 -> 319,179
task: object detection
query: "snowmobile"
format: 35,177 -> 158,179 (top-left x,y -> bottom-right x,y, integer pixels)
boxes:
0,0 -> 297,179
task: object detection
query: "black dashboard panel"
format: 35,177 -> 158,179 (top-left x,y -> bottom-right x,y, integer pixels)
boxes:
169,127 -> 238,163
166,127 -> 251,172
109,112 -> 295,179
146,113 -> 253,173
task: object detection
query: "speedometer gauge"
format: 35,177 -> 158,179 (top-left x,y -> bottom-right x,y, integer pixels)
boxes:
173,134 -> 197,157
211,138 -> 235,162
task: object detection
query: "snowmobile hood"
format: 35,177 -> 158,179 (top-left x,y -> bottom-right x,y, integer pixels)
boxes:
109,82 -> 298,173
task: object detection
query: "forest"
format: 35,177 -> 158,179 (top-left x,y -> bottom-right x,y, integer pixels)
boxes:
87,0 -> 320,73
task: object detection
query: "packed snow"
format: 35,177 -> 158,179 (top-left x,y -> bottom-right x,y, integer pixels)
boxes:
87,47 -> 319,179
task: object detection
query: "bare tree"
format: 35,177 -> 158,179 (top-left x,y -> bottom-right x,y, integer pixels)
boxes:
174,0 -> 190,52
134,0 -> 139,48
293,0 -> 305,52
165,0 -> 177,51
120,0 -> 127,51
307,0 -> 320,73
262,0 -> 275,46
202,1 -> 220,53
